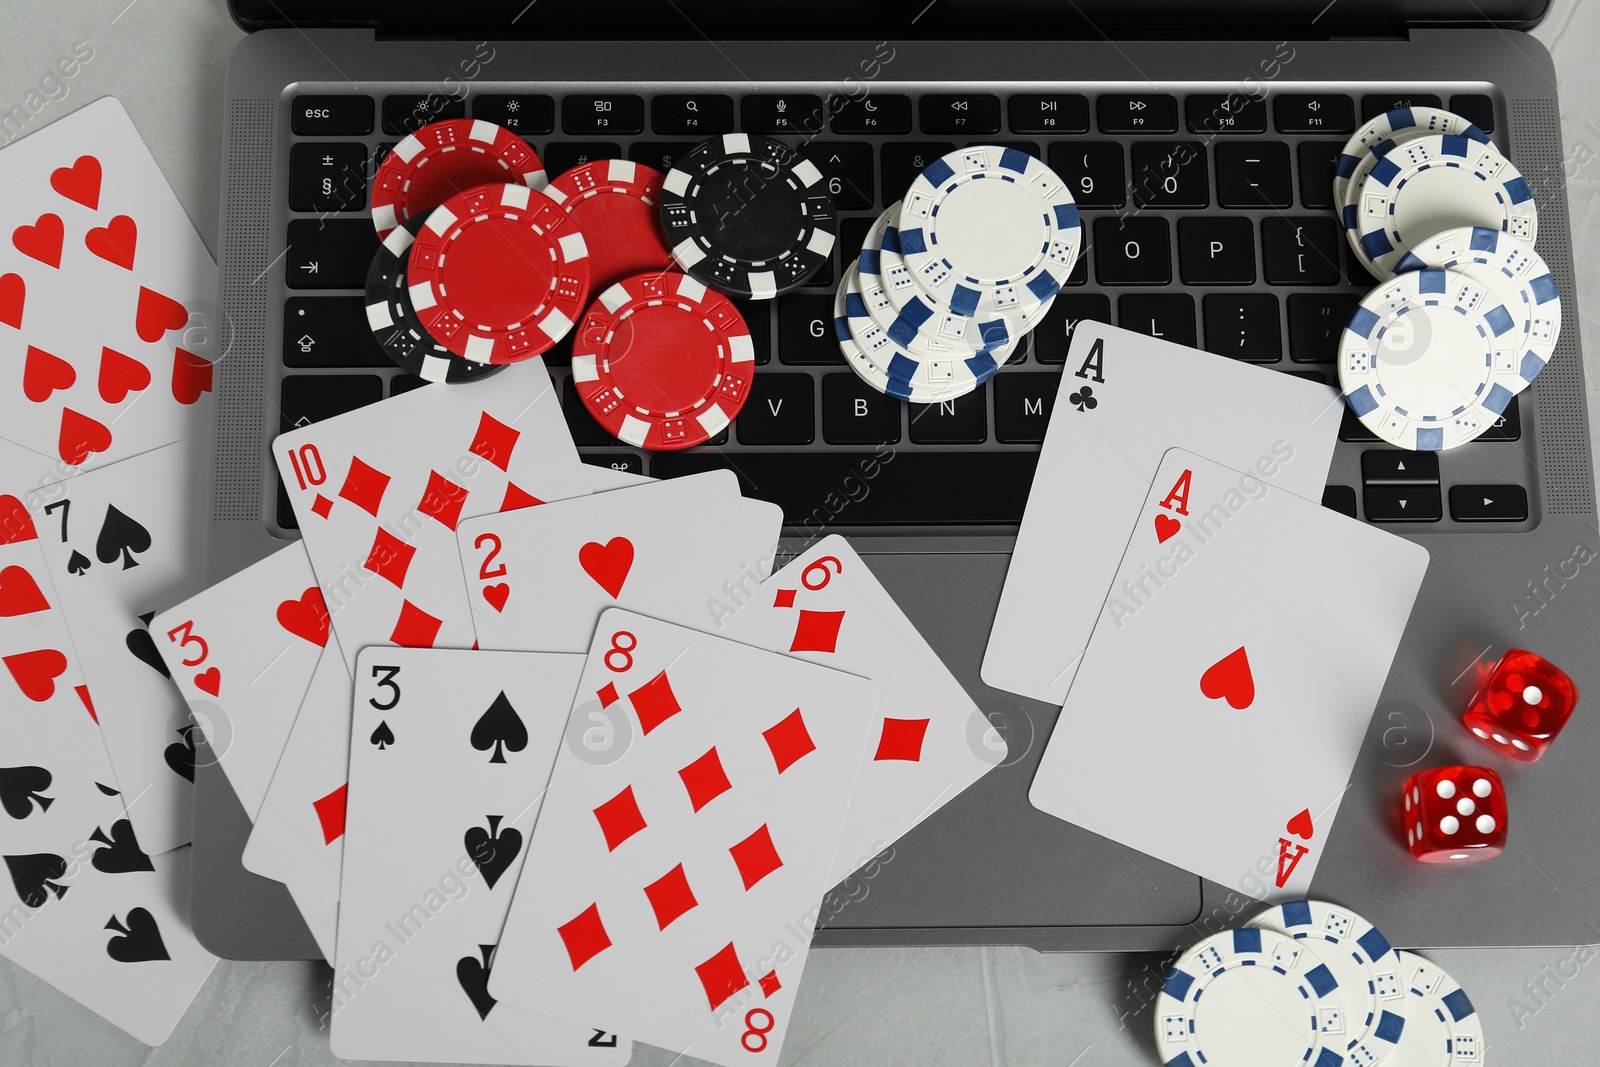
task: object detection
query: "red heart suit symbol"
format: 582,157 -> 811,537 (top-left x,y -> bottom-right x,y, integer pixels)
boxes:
1200,646 -> 1255,710
4,648 -> 68,702
1154,514 -> 1181,543
194,667 -> 221,697
1286,808 -> 1314,840
276,587 -> 330,647
85,215 -> 136,270
13,214 -> 63,268
170,348 -> 213,405
50,155 -> 101,209
579,537 -> 634,599
482,583 -> 510,612
98,348 -> 150,404
0,566 -> 50,618
23,346 -> 75,402
134,286 -> 186,343
58,408 -> 113,466
0,496 -> 36,544
0,273 -> 23,329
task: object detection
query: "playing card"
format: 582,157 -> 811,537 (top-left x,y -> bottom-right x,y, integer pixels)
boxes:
150,541 -> 326,821
0,97 -> 217,472
489,609 -> 880,1067
23,436 -> 210,856
759,536 -> 1006,883
275,359 -> 591,675
1028,449 -> 1429,901
983,321 -> 1344,707
332,647 -> 630,1065
461,471 -> 779,654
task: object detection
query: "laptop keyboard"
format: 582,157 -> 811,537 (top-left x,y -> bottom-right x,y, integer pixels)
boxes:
277,86 -> 1531,531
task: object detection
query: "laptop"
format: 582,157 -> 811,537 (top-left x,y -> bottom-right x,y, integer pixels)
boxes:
201,0 -> 1597,960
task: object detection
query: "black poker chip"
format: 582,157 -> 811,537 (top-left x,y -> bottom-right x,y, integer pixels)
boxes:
363,214 -> 506,385
659,133 -> 837,300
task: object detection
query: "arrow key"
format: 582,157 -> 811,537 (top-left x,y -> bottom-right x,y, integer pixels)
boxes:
1364,485 -> 1442,523
1449,484 -> 1529,522
1361,450 -> 1439,484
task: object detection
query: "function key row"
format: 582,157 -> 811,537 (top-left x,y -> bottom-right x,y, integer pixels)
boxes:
291,91 -> 1496,139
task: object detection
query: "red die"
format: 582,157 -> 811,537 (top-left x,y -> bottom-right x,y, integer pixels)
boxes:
1401,766 -> 1508,864
1463,648 -> 1579,763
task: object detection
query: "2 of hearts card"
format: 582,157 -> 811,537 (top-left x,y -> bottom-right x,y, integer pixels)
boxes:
0,97 -> 217,472
332,647 -> 630,1065
1028,449 -> 1429,901
490,609 -> 881,1067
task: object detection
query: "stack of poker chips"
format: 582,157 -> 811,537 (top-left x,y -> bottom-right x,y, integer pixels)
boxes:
834,145 -> 1082,403
1334,107 -> 1559,452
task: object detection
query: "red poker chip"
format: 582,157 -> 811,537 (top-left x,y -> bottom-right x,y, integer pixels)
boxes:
572,271 -> 755,450
371,118 -> 548,239
546,159 -> 674,296
407,183 -> 591,365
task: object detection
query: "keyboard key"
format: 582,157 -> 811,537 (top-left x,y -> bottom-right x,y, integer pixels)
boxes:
838,217 -> 873,265
1130,142 -> 1208,208
1480,395 -> 1522,441
1203,294 -> 1280,362
583,453 -> 645,476
627,141 -> 699,174
1296,141 -> 1342,209
1273,94 -> 1355,135
1177,217 -> 1255,285
1322,485 -> 1357,518
651,94 -> 734,136
1364,484 -> 1442,522
1340,406 -> 1379,442
1034,294 -> 1111,364
286,219 -> 377,289
1008,94 -> 1090,134
370,142 -> 396,179
919,94 -> 1001,135
1048,142 -> 1124,208
909,386 -> 987,444
1347,244 -> 1382,288
543,142 -> 622,178
1214,141 -> 1291,208
1094,216 -> 1171,286
276,374 -> 384,529
1097,93 -> 1178,134
742,94 -> 826,135
1120,294 -> 1196,348
1185,94 -> 1267,134
1450,484 -> 1528,522
288,142 -> 368,213
881,143 -> 953,205
472,95 -> 554,136
830,94 -> 912,135
562,378 -> 619,447
1261,217 -> 1343,286
292,95 -> 374,136
389,375 -> 427,396
1362,450 -> 1438,484
1287,294 -> 1359,363
283,298 -> 392,368
1361,93 -> 1442,121
822,374 -> 900,443
733,300 -> 772,366
799,142 -> 875,211
1450,94 -> 1495,134
562,94 -> 644,135
651,451 -> 1040,525
777,295 -> 841,365
382,94 -> 464,136
1289,370 -> 1327,385
993,374 -> 1059,443
736,374 -> 814,444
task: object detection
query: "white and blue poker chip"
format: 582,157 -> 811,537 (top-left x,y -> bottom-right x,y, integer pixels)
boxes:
1155,926 -> 1347,1067
1340,266 -> 1528,451
896,145 -> 1081,321
1334,106 -> 1489,230
1247,900 -> 1408,1063
835,263 -> 1001,403
1396,224 -> 1561,382
1352,133 -> 1537,280
1388,951 -> 1483,1067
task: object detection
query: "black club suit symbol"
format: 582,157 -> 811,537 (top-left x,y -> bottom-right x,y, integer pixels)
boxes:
1069,385 -> 1098,412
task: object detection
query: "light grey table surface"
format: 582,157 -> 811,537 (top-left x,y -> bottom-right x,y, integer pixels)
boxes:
3,2 -> 1600,1064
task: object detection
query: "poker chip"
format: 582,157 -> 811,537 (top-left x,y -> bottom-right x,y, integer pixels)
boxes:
896,145 -> 1080,321
408,183 -> 591,365
363,215 -> 505,385
1387,951 -> 1484,1067
1333,107 -> 1489,224
570,270 -> 754,449
660,133 -> 836,299
1155,927 -> 1345,1067
545,159 -> 674,297
1396,224 -> 1561,381
371,118 -> 547,240
1339,267 -> 1527,451
1246,900 -> 1408,1063
1352,133 -> 1537,279
835,264 -> 1002,404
